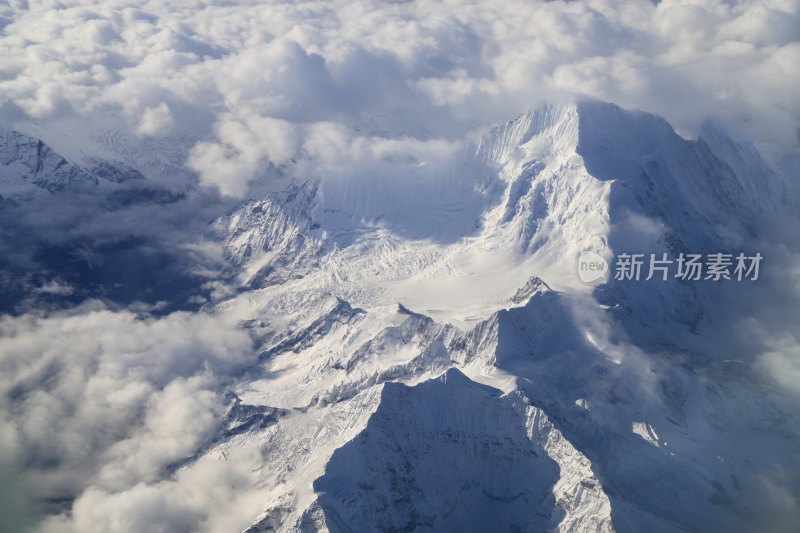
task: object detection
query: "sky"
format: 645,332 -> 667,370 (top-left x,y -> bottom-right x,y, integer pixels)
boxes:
0,1 -> 799,532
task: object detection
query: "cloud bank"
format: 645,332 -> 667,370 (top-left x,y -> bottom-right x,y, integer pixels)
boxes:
0,0 -> 798,198
0,304 -> 260,532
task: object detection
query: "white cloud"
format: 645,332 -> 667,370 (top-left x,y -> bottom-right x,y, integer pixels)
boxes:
759,339 -> 800,399
137,103 -> 175,136
0,306 -> 253,515
0,0 -> 797,197
49,444 -> 266,533
188,113 -> 301,197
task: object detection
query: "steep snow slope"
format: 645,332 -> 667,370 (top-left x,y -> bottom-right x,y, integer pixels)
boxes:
1,117 -> 202,200
0,125 -> 174,200
0,128 -> 97,199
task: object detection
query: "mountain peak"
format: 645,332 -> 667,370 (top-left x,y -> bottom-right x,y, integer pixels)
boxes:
475,98 -> 680,173
0,127 -> 96,199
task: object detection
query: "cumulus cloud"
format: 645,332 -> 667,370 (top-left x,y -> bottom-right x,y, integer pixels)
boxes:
43,444 -> 267,533
1,0 -> 797,198
188,114 -> 301,197
0,305 -> 255,528
759,338 -> 800,399
136,102 -> 175,136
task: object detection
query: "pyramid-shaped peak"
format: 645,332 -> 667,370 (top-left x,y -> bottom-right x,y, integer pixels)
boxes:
479,99 -> 679,163
530,99 -> 677,143
574,99 -> 678,148
510,100 -> 581,148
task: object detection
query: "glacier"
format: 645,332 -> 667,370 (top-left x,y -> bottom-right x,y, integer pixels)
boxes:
1,99 -> 799,533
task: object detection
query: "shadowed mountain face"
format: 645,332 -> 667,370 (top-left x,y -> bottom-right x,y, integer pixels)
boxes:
2,100 -> 799,533
314,370 -> 568,533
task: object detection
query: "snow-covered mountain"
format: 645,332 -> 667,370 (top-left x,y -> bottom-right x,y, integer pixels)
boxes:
2,100 -> 799,532
0,128 -> 98,199
209,100 -> 799,532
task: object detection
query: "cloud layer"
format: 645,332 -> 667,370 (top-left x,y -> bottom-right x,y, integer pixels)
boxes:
1,0 -> 798,197
0,303 -> 259,532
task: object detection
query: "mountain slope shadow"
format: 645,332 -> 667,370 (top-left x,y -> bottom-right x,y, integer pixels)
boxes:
313,369 -> 565,533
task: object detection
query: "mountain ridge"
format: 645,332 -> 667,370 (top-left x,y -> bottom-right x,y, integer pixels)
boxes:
2,99 -> 799,532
